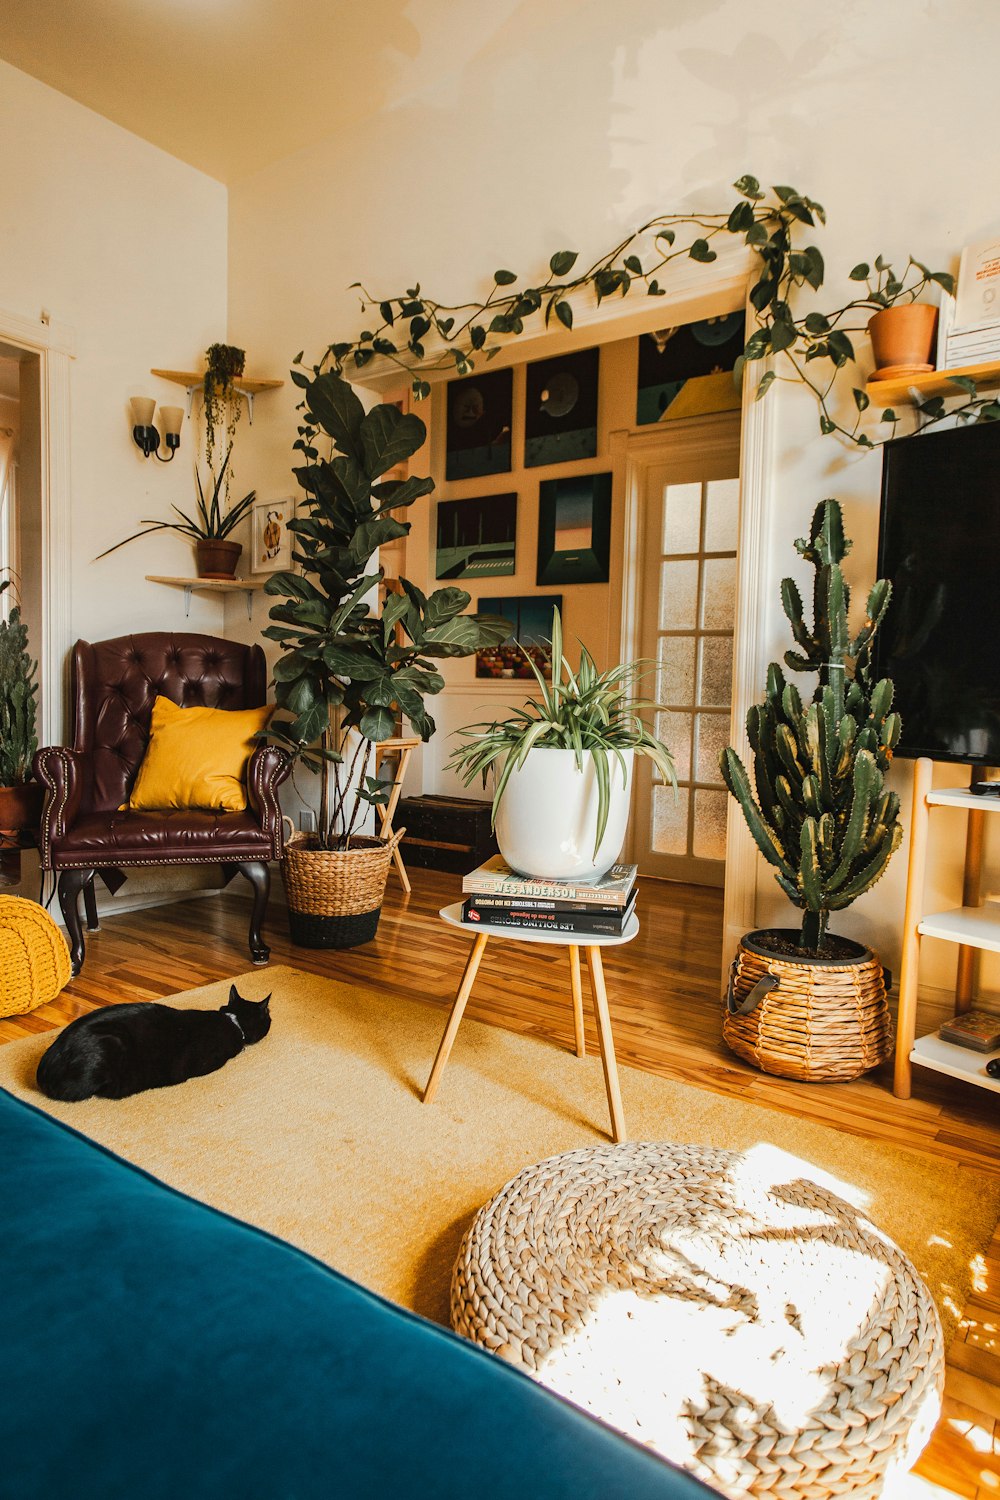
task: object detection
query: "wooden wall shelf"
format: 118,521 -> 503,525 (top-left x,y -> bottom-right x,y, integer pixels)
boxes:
146,573 -> 266,620
150,368 -> 284,420
865,357 -> 1000,406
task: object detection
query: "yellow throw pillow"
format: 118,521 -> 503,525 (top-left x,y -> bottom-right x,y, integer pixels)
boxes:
126,696 -> 274,814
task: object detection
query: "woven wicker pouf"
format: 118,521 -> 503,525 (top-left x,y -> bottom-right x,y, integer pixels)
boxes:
452,1142 -> 944,1499
0,895 -> 71,1019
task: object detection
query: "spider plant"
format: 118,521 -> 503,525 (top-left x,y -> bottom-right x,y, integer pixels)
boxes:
96,444 -> 255,556
449,607 -> 677,856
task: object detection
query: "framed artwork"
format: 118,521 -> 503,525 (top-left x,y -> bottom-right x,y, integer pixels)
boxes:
435,492 -> 517,580
445,368 -> 513,481
524,346 -> 599,467
251,496 -> 294,574
636,313 -> 744,425
475,594 -> 562,680
536,472 -> 612,585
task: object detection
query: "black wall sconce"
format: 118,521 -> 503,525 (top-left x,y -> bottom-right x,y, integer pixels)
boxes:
130,397 -> 184,461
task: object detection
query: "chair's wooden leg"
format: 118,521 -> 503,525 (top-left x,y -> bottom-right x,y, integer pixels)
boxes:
423,933 -> 489,1104
58,869 -> 94,976
83,875 -> 100,932
585,945 -> 626,1143
568,945 -> 586,1058
236,861 -> 271,965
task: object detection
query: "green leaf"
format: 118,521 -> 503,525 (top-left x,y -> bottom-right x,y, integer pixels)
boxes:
946,375 -> 978,396
880,409 -> 897,423
852,387 -> 870,412
493,269 -> 517,285
755,369 -> 776,401
769,317 -> 797,353
623,254 -> 643,274
849,263 -> 870,281
555,301 -> 573,330
549,250 -> 578,276
359,705 -> 397,742
733,174 -> 763,200
688,238 -> 717,263
305,372 -> 365,461
359,404 -> 427,478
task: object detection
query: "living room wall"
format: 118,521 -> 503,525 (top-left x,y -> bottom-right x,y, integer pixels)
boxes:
225,0 -> 1000,998
2,58 -> 229,902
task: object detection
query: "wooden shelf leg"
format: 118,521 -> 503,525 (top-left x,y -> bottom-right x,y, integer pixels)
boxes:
894,757 -> 934,1099
423,933 -> 489,1105
568,945 -> 585,1058
956,783 -> 987,1014
585,945 -> 626,1143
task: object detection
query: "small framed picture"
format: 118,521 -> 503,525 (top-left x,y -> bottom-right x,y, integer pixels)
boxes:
251,497 -> 294,574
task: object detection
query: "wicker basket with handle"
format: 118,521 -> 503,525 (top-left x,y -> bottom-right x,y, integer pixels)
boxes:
723,928 -> 893,1082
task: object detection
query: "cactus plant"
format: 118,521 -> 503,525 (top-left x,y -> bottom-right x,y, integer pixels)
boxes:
0,579 -> 38,787
721,499 -> 902,955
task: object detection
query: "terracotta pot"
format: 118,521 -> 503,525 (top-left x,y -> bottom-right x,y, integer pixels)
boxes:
0,781 -> 44,848
868,304 -> 939,380
196,538 -> 242,580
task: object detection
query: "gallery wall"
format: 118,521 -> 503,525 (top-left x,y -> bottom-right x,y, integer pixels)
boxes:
223,0 -> 1000,999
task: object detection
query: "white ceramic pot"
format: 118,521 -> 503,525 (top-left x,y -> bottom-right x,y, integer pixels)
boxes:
494,746 -> 634,881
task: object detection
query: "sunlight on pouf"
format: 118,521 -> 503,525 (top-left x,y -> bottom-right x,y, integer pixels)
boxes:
452,1142 -> 945,1499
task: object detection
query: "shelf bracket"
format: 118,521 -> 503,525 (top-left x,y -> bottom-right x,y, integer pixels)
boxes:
182,585 -> 193,617
242,588 -> 254,620
183,383 -> 200,418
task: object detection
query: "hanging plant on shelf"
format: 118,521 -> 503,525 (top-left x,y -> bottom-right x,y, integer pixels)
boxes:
202,342 -> 246,473
294,176 -> 1000,450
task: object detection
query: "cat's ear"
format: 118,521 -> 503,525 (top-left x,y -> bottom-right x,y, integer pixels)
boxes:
229,984 -> 241,1005
258,994 -> 272,1009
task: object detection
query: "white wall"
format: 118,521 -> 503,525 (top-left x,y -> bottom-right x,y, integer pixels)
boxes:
1,58 -> 229,649
226,0 -> 1000,995
2,59 -> 230,903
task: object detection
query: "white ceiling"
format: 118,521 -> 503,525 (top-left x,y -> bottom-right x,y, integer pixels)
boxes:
0,0 -> 562,184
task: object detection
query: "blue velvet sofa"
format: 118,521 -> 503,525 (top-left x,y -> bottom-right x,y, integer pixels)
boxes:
1,1086 -> 709,1499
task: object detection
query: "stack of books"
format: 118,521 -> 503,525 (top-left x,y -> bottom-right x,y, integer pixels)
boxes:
461,855 -> 637,937
938,237 -> 1000,369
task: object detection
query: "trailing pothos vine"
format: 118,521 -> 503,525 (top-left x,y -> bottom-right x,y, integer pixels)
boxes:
292,175 -> 1000,452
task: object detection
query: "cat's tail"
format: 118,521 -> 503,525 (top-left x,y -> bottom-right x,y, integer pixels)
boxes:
36,1033 -> 125,1102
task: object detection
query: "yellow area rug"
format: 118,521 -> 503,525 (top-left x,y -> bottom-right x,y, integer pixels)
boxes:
1,965 -> 996,1341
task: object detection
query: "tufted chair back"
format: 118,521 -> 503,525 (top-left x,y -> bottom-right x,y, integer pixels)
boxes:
71,633 -> 267,815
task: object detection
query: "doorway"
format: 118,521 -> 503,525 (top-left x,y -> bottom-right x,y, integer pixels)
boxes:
625,412 -> 740,885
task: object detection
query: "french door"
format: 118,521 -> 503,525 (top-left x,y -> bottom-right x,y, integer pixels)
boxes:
630,414 -> 740,886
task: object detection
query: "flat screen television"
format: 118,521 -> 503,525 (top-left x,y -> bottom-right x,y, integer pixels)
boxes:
873,421 -> 1000,764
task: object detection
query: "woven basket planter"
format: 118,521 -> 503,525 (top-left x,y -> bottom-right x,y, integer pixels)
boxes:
723,928 -> 893,1083
282,829 -> 402,949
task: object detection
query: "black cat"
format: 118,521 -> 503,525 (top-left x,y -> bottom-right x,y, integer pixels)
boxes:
36,986 -> 272,1102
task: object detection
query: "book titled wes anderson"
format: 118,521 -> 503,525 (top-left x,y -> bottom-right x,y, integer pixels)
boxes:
462,855 -> 637,908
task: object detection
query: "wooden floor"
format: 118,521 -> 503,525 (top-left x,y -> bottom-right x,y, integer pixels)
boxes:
6,867 -> 1000,1497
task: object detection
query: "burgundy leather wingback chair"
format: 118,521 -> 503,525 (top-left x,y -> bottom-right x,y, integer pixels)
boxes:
34,632 -> 291,975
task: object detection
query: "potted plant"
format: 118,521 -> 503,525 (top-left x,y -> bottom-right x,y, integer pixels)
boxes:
450,607 -> 677,881
263,368 -> 507,948
96,445 -> 256,578
202,342 -> 246,470
720,498 -> 901,1082
858,257 -> 940,379
0,578 -> 41,884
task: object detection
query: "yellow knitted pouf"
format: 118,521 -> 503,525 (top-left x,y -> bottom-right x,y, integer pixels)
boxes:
0,896 -> 71,1019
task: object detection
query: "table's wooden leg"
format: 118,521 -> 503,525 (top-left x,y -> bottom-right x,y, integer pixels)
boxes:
585,945 -> 626,1143
423,932 -> 489,1104
568,945 -> 586,1058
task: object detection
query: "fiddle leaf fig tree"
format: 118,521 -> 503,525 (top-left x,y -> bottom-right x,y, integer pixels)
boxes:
264,369 -> 507,848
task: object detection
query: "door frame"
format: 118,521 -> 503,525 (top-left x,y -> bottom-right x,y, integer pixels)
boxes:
0,305 -> 74,747
611,346 -> 776,977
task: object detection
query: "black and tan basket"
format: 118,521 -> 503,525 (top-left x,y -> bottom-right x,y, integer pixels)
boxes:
281,828 -> 404,949
723,929 -> 893,1082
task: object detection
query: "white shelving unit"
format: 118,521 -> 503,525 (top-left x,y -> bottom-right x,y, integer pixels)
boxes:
894,760 -> 1000,1097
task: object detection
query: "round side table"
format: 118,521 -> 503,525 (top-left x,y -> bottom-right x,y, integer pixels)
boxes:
422,902 -> 639,1142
